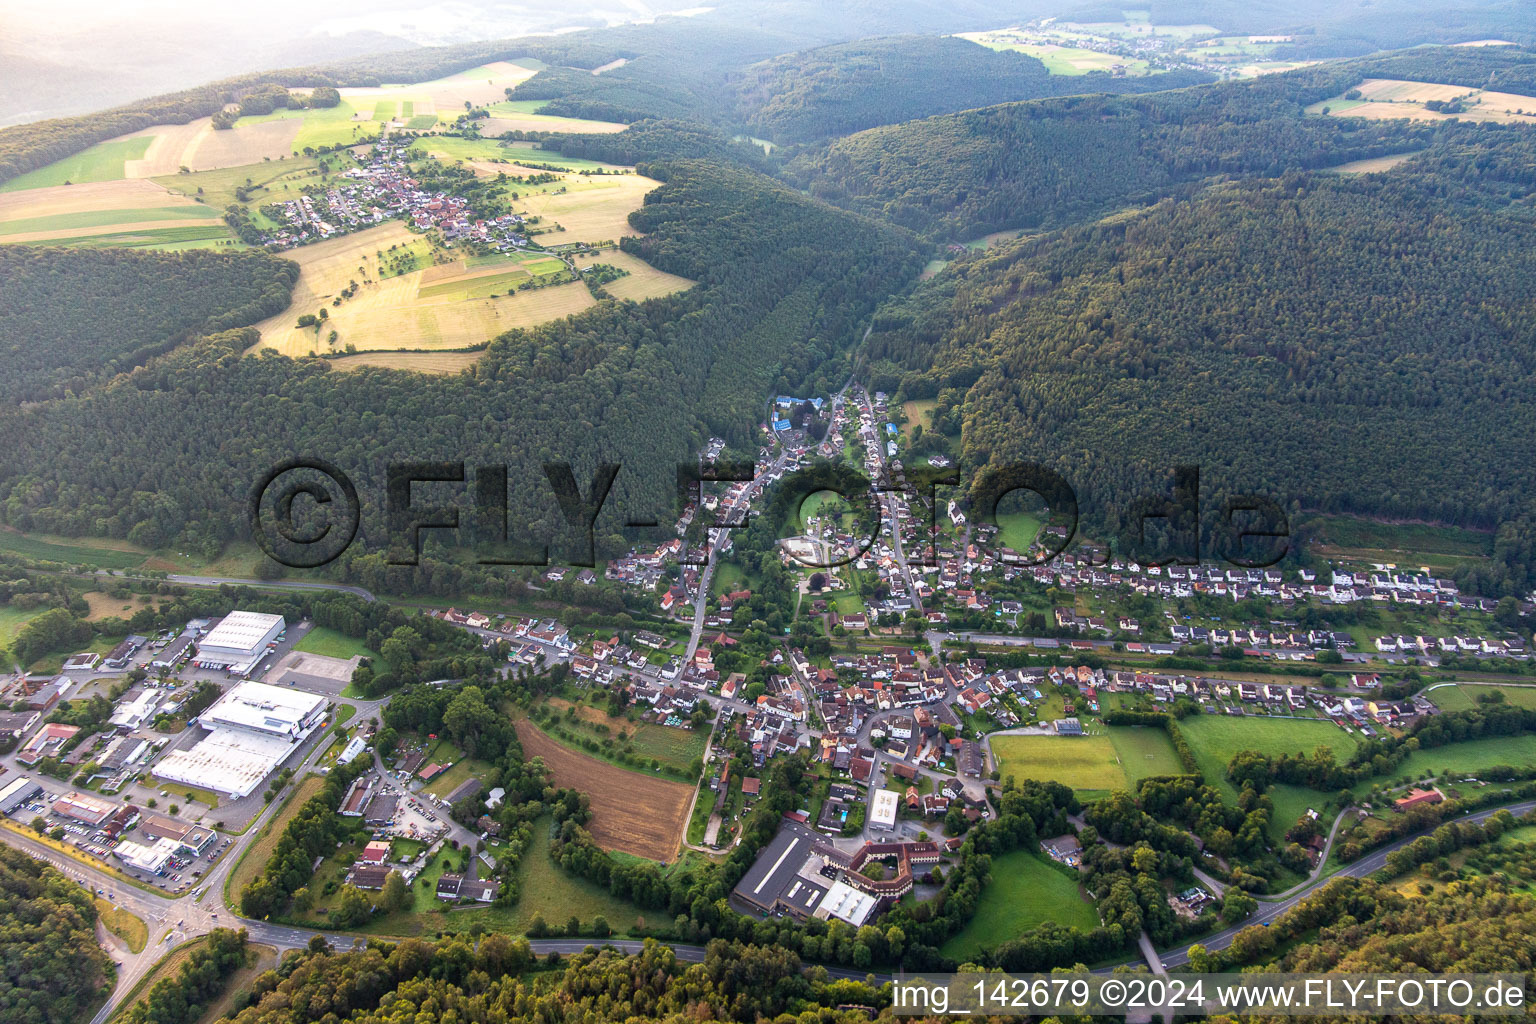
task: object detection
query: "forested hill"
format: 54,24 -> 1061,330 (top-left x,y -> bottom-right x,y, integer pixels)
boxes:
729,36 -> 1212,144
0,247 -> 297,403
0,162 -> 923,559
785,50 -> 1534,240
864,131 -> 1536,593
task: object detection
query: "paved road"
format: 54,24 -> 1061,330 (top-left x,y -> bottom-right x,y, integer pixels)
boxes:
1150,798 -> 1536,968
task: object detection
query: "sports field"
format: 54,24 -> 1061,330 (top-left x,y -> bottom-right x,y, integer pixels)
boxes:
1107,726 -> 1185,784
939,850 -> 1098,959
991,733 -> 1125,791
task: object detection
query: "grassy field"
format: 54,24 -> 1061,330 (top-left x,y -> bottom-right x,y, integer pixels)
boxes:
293,626 -> 378,661
1323,152 -> 1423,174
95,898 -> 148,952
991,734 -> 1127,792
423,757 -> 491,799
588,249 -> 696,302
0,606 -> 47,651
1179,715 -> 1359,837
541,696 -> 708,775
0,202 -> 224,246
452,817 -> 650,935
1106,726 -> 1185,784
1359,734 -> 1536,793
330,350 -> 483,375
995,512 -> 1043,553
224,774 -> 328,906
479,100 -> 629,134
409,137 -> 620,173
1426,684 -> 1536,712
154,155 -> 344,226
0,529 -> 148,569
939,851 -> 1097,959
1303,514 -> 1492,571
0,137 -> 152,192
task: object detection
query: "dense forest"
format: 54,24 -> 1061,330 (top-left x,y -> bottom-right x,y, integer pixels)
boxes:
785,58 -> 1481,240
0,845 -> 112,1024
863,129 -> 1536,588
0,161 -> 922,561
732,35 -> 1212,144
0,247 -> 297,402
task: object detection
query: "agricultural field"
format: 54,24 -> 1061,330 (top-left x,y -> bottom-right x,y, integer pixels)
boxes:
990,733 -> 1127,793
939,850 -> 1098,959
416,251 -> 570,301
0,176 -> 232,250
479,99 -> 628,134
1308,79 -> 1536,124
0,136 -> 152,191
956,29 -> 1155,76
519,173 -> 661,244
246,221 -> 587,356
584,249 -> 696,302
0,528 -> 148,569
514,718 -> 692,861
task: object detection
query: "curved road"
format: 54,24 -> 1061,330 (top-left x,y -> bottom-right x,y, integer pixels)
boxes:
1150,798 -> 1536,969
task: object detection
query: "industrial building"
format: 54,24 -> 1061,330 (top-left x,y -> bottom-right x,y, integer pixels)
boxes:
869,789 -> 900,830
191,611 -> 285,675
52,791 -> 116,827
0,776 -> 41,814
153,680 -> 326,797
116,836 -> 180,874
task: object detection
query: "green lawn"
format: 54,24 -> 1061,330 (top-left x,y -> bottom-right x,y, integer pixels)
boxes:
540,698 -> 707,776
293,626 -> 377,661
995,511 -> 1043,553
0,137 -> 152,192
992,734 -> 1127,792
424,757 -> 491,799
372,100 -> 397,121
1106,726 -> 1185,784
939,851 -> 1097,960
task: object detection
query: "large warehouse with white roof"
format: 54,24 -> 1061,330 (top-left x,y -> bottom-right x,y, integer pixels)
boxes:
153,680 -> 327,797
192,611 -> 284,675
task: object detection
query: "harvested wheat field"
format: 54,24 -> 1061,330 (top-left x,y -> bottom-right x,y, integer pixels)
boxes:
515,718 -> 690,861
477,113 -> 627,135
327,351 -> 484,374
520,174 -> 661,244
189,118 -> 304,168
1314,79 -> 1536,124
120,119 -> 215,177
250,221 -> 600,355
588,249 -> 696,302
0,178 -> 201,220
